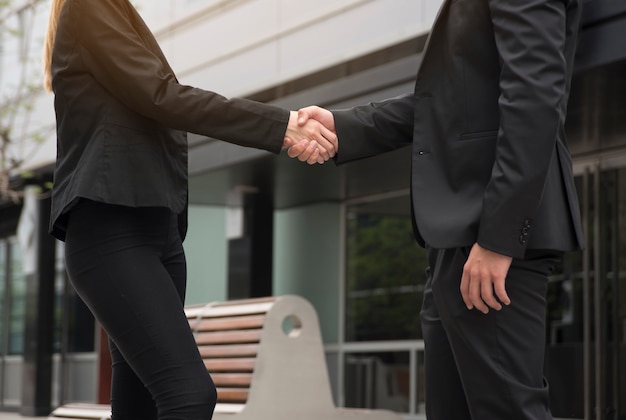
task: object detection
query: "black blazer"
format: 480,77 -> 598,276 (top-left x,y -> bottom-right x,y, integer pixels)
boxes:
332,0 -> 585,259
50,0 -> 289,241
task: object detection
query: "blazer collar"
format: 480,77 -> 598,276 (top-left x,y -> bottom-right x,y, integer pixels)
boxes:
422,0 -> 452,57
414,0 -> 452,85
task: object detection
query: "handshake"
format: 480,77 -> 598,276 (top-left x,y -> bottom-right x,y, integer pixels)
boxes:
282,106 -> 336,165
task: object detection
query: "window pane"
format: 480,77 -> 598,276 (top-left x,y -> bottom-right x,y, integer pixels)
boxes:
345,195 -> 427,341
0,241 -> 5,353
414,349 -> 426,413
344,351 -> 410,413
545,175 -> 586,418
617,168 -> 626,418
9,239 -> 25,355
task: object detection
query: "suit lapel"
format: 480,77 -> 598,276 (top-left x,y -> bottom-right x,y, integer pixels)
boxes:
423,0 -> 452,53
415,0 -> 452,84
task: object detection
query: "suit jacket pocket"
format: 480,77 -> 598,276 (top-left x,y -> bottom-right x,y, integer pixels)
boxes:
448,130 -> 497,188
459,130 -> 498,142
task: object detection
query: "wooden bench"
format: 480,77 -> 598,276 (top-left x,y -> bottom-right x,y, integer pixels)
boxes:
48,295 -> 401,420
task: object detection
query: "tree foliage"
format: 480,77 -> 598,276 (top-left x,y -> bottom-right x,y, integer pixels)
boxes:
0,0 -> 50,202
345,213 -> 428,341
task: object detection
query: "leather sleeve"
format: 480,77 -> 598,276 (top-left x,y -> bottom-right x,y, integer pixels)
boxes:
69,0 -> 287,154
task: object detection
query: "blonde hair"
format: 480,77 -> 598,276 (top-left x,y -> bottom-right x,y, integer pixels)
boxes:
43,0 -> 67,92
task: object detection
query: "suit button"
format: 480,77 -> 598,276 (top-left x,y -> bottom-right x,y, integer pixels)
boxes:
519,235 -> 527,244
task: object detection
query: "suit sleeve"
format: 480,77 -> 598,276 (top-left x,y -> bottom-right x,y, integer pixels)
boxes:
70,0 -> 286,153
478,0 -> 572,257
332,93 -> 415,164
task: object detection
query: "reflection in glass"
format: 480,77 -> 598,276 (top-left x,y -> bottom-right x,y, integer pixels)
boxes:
606,169 -> 626,417
345,195 -> 427,342
0,242 -> 5,353
546,250 -> 585,418
546,169 -> 626,418
545,174 -> 586,418
8,240 -> 25,355
415,350 -> 426,413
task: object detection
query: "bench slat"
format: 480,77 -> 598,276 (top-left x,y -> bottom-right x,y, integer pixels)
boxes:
216,387 -> 249,403
205,357 -> 256,372
195,329 -> 262,345
195,315 -> 265,332
211,373 -> 253,387
198,343 -> 259,358
214,403 -> 245,414
50,403 -> 110,419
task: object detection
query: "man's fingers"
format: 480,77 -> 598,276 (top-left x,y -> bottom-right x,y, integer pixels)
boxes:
465,266 -> 489,314
494,280 -> 511,306
301,141 -> 318,163
319,126 -> 338,153
481,278 -> 502,311
287,139 -> 330,165
460,271 -> 473,310
282,137 -> 295,149
289,140 -> 316,162
297,108 -> 311,125
315,138 -> 331,160
314,135 -> 335,158
306,143 -> 320,165
468,271 -> 488,314
461,243 -> 513,314
287,140 -> 309,158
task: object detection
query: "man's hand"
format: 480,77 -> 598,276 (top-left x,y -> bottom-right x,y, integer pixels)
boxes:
283,110 -> 337,164
297,106 -> 336,132
284,106 -> 337,164
460,243 -> 512,314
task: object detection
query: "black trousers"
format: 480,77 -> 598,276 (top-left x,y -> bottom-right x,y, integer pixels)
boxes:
421,247 -> 561,420
64,200 -> 216,420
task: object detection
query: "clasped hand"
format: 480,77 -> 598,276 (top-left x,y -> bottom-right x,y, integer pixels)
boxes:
283,107 -> 336,164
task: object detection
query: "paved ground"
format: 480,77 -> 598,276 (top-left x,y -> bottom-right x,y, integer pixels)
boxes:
0,412 -> 45,420
0,410 -> 579,420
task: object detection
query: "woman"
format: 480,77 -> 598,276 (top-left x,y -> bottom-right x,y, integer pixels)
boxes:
42,0 -> 335,419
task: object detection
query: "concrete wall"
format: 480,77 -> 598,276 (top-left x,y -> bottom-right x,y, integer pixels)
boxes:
273,202 -> 342,343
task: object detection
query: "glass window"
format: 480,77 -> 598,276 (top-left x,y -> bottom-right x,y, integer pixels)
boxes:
345,194 -> 427,342
546,169 -> 626,418
617,169 -> 626,418
0,236 -> 95,357
545,175 -> 586,418
604,169 -> 626,417
8,239 -> 25,354
344,351 -> 411,412
0,241 -> 6,353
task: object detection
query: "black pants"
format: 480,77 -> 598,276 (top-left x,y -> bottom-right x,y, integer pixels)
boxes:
421,247 -> 561,420
64,200 -> 216,420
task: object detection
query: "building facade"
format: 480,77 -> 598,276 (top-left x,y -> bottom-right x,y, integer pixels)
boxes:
0,0 -> 625,419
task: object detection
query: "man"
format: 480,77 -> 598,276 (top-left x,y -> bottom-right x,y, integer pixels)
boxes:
289,0 -> 585,418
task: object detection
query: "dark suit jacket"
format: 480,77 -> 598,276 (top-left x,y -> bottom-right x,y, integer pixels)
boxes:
50,0 -> 289,241
332,0 -> 585,259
